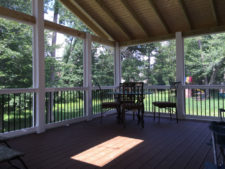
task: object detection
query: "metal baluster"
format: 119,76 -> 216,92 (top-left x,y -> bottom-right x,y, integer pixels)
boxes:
13,94 -> 16,130
8,94 -> 10,131
24,93 -> 27,128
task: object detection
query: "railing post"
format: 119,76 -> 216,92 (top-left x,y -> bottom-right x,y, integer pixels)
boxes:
83,33 -> 93,120
176,32 -> 185,119
114,42 -> 121,86
33,0 -> 46,133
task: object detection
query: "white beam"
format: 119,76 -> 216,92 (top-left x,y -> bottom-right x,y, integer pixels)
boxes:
33,0 -> 46,133
176,32 -> 185,119
114,42 -> 121,86
83,33 -> 93,120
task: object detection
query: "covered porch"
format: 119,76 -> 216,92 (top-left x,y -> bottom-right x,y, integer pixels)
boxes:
0,0 -> 225,168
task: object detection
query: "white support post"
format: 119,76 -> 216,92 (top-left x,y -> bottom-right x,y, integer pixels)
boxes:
33,0 -> 46,133
176,32 -> 185,119
114,42 -> 121,87
83,33 -> 92,120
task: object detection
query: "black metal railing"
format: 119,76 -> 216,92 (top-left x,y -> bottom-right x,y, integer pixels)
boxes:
185,86 -> 225,118
0,90 -> 36,133
92,88 -> 114,115
45,89 -> 84,124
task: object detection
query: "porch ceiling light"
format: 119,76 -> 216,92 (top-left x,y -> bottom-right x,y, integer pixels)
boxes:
71,136 -> 143,167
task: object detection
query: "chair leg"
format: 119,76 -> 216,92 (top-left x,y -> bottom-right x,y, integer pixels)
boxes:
137,109 -> 140,124
116,107 -> 121,124
18,157 -> 29,169
153,106 -> 156,121
100,107 -> 103,124
175,107 -> 178,123
158,108 -> 161,123
141,107 -> 144,128
122,108 -> 126,128
169,108 -> 172,120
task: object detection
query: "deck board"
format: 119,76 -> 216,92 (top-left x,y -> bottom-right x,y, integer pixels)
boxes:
0,115 -> 214,169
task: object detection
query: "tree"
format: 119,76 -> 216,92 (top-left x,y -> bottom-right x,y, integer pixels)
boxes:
0,18 -> 32,88
184,34 -> 225,85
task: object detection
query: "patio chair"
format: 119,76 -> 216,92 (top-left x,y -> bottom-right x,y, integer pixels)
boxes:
152,82 -> 180,123
120,82 -> 144,128
219,109 -> 225,121
93,79 -> 121,123
207,121 -> 225,168
0,136 -> 28,169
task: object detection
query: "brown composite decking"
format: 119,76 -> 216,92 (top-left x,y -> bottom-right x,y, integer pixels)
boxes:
0,115 -> 214,169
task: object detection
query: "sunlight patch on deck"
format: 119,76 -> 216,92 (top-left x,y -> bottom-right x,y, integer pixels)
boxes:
71,136 -> 143,167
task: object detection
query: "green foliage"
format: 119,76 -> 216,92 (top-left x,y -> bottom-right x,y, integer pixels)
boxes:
92,43 -> 114,86
184,34 -> 225,85
121,41 -> 176,85
0,0 -> 31,14
0,18 -> 32,88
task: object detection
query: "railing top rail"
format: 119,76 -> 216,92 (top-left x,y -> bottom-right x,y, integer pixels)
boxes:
45,87 -> 87,92
144,84 -> 225,90
144,85 -> 171,89
92,86 -> 116,90
184,85 -> 225,89
0,88 -> 38,94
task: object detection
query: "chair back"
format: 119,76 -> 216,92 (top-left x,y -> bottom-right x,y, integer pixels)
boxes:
120,82 -> 144,104
134,82 -> 144,104
168,81 -> 180,103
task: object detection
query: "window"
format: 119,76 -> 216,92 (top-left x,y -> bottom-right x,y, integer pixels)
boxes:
121,40 -> 176,85
184,33 -> 225,85
92,42 -> 114,86
45,30 -> 83,87
44,0 -> 93,34
0,18 -> 32,89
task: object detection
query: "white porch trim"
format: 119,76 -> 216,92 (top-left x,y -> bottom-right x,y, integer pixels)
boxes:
33,0 -> 46,133
114,42 -> 121,86
83,33 -> 93,120
176,32 -> 186,119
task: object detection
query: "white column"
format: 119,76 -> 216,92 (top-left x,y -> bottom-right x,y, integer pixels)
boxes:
83,33 -> 92,120
114,42 -> 121,86
176,32 -> 185,119
33,0 -> 46,133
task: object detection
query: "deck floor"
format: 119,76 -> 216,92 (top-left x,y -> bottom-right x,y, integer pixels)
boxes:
0,115 -> 213,169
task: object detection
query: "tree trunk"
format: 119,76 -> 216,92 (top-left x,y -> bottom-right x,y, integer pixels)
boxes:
49,0 -> 59,122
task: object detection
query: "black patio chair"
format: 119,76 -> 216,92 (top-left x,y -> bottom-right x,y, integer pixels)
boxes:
0,136 -> 28,169
219,109 -> 225,121
152,81 -> 180,123
120,82 -> 144,128
93,79 -> 121,123
206,122 -> 225,169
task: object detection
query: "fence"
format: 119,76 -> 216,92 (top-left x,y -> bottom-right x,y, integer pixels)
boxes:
1,85 -> 225,133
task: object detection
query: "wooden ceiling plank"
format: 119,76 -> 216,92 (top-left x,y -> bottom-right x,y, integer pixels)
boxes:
209,0 -> 218,26
95,0 -> 133,40
120,0 -> 151,37
91,35 -> 115,47
120,24 -> 225,47
60,0 -> 112,40
178,0 -> 193,29
147,0 -> 170,33
120,34 -> 175,47
70,0 -> 114,40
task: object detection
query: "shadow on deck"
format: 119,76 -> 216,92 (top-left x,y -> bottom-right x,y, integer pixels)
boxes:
0,115 -> 213,169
